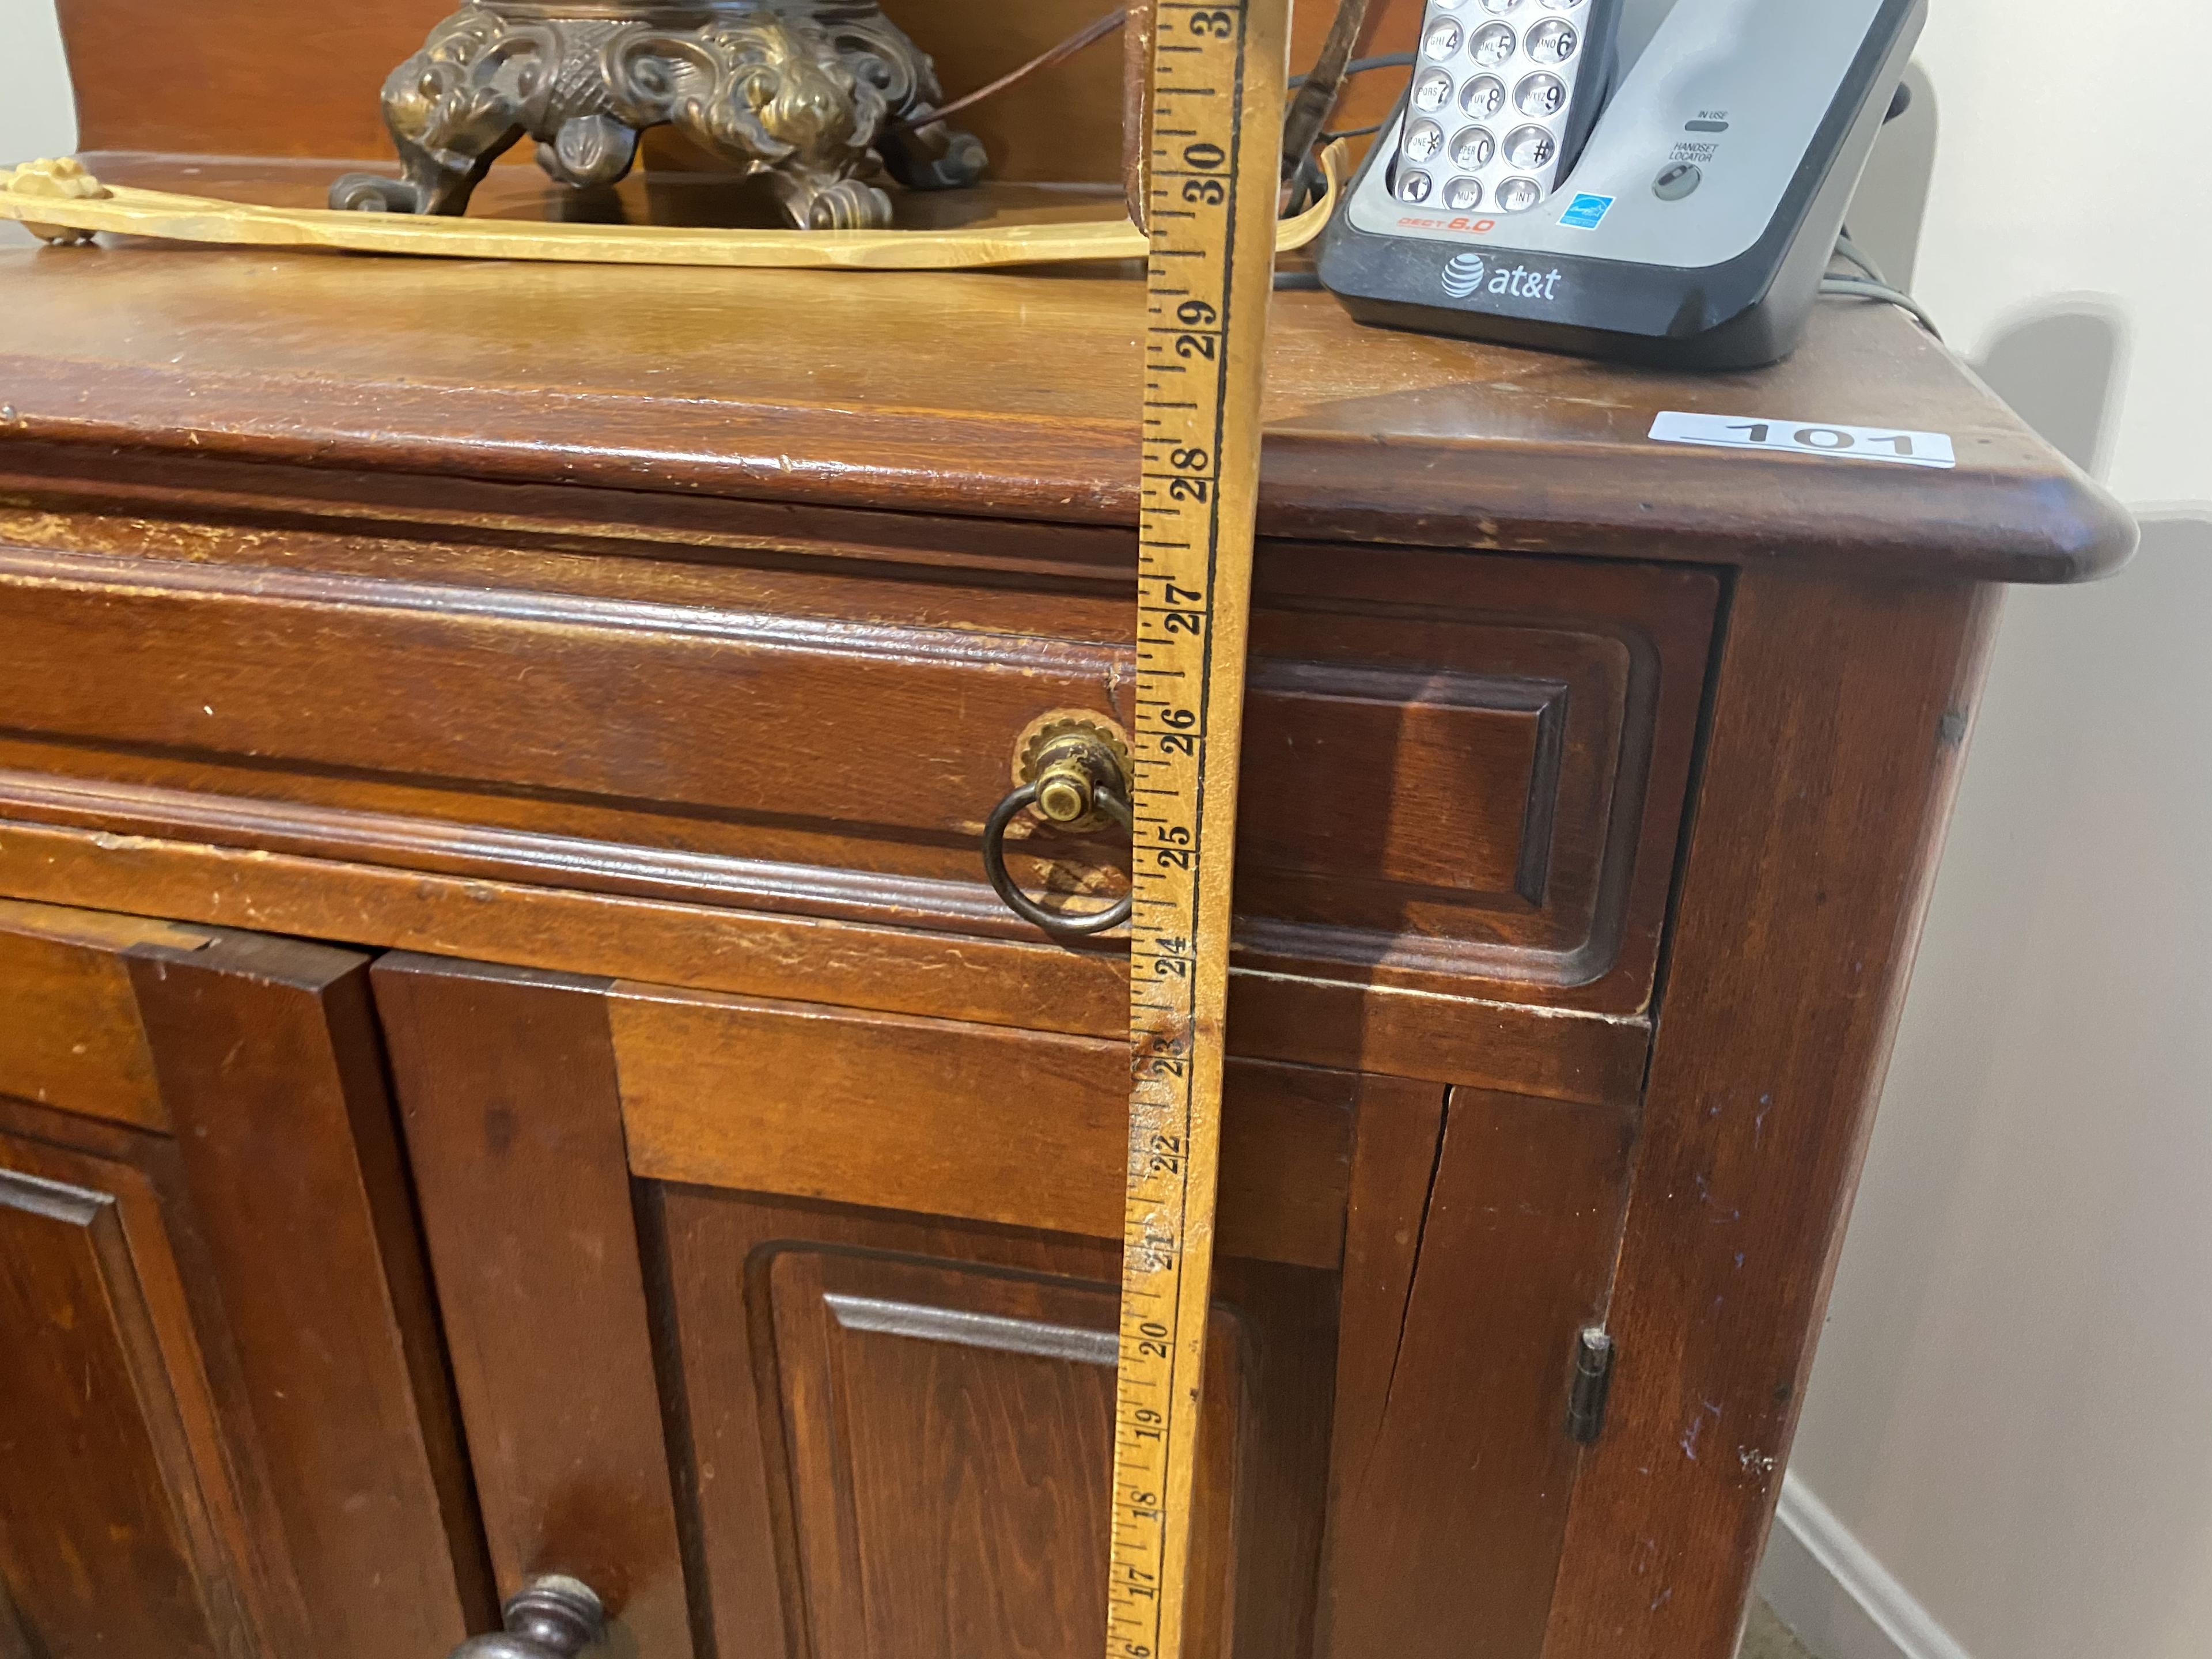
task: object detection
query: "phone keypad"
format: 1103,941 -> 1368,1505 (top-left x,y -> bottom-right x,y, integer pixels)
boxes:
1395,0 -> 1597,213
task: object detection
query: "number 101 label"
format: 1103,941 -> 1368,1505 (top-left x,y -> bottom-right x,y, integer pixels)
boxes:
1648,410 -> 1956,469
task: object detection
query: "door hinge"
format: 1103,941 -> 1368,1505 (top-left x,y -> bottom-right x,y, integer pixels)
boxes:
1566,1327 -> 1615,1444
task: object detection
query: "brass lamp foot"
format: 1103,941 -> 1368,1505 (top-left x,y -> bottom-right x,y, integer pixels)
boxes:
330,1 -> 986,230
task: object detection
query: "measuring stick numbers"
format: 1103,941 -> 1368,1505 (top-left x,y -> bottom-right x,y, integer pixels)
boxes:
1107,3 -> 1288,1659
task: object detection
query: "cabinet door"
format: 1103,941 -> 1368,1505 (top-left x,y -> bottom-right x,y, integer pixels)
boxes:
375,952 -> 1638,1659
375,953 -> 1399,1659
0,899 -> 489,1659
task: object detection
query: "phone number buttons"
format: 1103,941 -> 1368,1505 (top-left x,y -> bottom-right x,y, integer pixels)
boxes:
1460,74 -> 1507,118
1399,0 -> 1597,210
1452,127 -> 1496,167
1527,18 -> 1578,62
1471,22 -> 1518,66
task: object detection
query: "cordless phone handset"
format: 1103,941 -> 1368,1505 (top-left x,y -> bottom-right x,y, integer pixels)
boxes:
1393,0 -> 1623,215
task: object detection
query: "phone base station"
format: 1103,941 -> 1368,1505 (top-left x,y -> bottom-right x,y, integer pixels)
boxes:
1317,0 -> 1925,369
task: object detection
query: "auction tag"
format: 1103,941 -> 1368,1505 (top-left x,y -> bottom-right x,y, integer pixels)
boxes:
1649,410 -> 1956,469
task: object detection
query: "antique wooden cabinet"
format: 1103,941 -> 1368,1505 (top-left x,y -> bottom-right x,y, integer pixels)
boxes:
0,71 -> 2130,1659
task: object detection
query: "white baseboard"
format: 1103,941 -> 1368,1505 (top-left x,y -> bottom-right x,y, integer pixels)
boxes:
1756,1475 -> 1976,1659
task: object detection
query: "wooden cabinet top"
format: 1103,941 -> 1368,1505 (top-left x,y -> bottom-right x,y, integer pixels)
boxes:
0,229 -> 2129,585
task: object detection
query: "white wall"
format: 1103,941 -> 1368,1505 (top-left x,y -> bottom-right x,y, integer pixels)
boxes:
1,2 -> 2206,1656
1770,6 -> 2212,1659
0,0 -> 74,165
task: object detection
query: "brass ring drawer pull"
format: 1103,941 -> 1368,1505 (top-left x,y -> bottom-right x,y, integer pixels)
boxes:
448,1575 -> 607,1658
983,717 -> 1133,938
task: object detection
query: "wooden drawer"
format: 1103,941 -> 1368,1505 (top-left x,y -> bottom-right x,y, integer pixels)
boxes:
0,495 -> 1712,1016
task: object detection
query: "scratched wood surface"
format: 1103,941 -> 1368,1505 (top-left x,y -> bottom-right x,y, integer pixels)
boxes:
0,230 -> 2128,581
0,10 -> 2136,1655
1542,569 -> 2006,1658
0,486 -> 1715,1061
367,950 -> 1356,1659
0,900 -> 488,1659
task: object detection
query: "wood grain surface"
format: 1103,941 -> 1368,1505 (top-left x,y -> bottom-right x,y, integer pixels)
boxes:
1540,568 -> 2003,1659
0,1147 -> 248,1659
0,902 -> 486,1659
762,1248 -> 1237,1659
127,931 -> 495,1658
0,229 -> 2130,582
0,898 -> 205,1128
0,517 -> 1711,1016
611,983 -> 1359,1269
651,1190 -> 1335,1659
1321,1086 -> 1637,1659
370,953 -> 699,1659
1324,1077 -> 1448,1528
365,945 -> 1346,1659
0,816 -> 1650,1105
0,18 -> 2133,1654
0,158 -> 1343,267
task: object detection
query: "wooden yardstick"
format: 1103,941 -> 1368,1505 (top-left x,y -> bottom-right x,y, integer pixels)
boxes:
1108,4 -> 1287,1658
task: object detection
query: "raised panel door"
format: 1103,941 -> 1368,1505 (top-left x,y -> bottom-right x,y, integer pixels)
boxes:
0,1142 -> 252,1659
376,954 -> 1353,1658
0,899 -> 489,1659
757,1246 -> 1245,1659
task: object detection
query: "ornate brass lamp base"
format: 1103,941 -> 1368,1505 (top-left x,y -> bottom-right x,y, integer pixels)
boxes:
329,1 -> 986,230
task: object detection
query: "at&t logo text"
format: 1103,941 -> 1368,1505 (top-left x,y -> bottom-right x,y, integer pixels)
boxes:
1441,252 -> 1565,304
